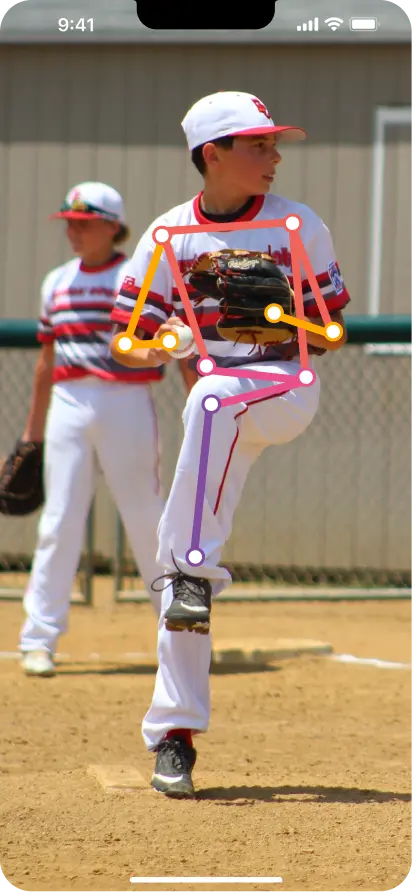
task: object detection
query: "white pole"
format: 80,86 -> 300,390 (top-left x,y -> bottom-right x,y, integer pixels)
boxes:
367,107 -> 386,316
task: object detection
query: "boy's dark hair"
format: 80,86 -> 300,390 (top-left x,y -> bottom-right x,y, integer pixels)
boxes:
191,135 -> 235,175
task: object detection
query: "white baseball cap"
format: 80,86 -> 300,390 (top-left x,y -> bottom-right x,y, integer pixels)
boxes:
51,181 -> 130,240
182,91 -> 307,151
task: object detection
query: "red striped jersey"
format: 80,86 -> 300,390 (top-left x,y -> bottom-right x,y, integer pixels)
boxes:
111,192 -> 351,369
37,253 -> 163,384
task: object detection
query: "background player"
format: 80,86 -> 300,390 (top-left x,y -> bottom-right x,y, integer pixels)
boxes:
110,91 -> 350,796
19,181 -> 196,677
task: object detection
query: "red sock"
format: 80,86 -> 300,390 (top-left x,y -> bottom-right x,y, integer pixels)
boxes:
164,728 -> 193,748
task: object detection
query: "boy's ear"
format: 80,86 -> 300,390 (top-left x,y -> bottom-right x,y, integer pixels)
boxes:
202,142 -> 221,168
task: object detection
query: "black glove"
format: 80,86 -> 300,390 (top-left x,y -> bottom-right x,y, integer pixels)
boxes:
188,249 -> 296,347
0,440 -> 44,516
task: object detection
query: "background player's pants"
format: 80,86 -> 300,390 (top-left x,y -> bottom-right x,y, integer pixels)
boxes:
20,377 -> 164,655
142,360 -> 320,749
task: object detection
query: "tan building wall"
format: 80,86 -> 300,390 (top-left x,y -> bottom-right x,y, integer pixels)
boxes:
0,43 -> 410,575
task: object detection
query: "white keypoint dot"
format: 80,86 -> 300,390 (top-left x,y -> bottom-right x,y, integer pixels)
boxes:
299,369 -> 314,385
187,549 -> 203,565
326,323 -> 341,340
154,227 -> 170,244
204,396 -> 219,412
266,304 -> 282,322
162,333 -> 178,349
285,215 -> 300,231
118,336 -> 132,352
199,358 -> 214,374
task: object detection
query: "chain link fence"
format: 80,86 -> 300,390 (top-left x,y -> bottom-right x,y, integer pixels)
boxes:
0,347 -> 93,603
114,340 -> 411,600
0,321 -> 411,604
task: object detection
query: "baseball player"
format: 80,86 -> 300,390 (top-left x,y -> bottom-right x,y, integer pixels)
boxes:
110,91 -> 351,797
19,181 -> 196,677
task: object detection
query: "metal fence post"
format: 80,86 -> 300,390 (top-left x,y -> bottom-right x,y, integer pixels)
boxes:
113,512 -> 125,601
78,499 -> 95,606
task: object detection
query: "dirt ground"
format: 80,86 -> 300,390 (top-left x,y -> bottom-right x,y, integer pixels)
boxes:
0,577 -> 410,892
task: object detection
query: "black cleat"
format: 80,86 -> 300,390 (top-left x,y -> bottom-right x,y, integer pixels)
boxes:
151,734 -> 197,798
164,572 -> 212,634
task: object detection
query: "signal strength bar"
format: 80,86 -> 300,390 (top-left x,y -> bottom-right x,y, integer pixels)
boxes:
297,17 -> 319,31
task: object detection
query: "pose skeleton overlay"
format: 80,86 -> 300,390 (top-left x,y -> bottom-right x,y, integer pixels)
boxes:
111,92 -> 350,797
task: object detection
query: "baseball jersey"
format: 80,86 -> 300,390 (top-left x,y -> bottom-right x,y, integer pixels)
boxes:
37,253 -> 163,383
111,192 -> 351,369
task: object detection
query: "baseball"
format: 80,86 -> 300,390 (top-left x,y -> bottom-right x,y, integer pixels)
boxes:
169,324 -> 195,359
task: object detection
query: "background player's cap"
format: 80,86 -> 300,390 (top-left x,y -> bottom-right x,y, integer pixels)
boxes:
50,182 -> 130,240
181,91 -> 307,151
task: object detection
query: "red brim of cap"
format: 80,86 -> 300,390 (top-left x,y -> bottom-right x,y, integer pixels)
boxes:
231,125 -> 307,142
50,211 -> 106,220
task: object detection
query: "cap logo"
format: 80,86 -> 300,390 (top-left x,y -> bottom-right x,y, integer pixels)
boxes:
252,98 -> 271,120
70,191 -> 88,211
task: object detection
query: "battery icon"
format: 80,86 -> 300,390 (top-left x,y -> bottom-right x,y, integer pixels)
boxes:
350,17 -> 378,30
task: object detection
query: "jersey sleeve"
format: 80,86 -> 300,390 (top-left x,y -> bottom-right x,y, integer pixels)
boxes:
37,270 -> 57,344
111,227 -> 174,336
301,220 -> 351,318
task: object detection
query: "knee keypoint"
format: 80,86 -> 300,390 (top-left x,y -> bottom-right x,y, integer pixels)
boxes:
202,395 -> 221,413
186,548 -> 205,567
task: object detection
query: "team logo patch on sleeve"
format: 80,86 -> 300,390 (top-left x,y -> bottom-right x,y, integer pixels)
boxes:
328,261 -> 344,295
121,275 -> 137,293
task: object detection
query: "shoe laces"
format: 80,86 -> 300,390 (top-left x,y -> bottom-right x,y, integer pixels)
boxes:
150,550 -> 209,601
173,574 -> 210,605
160,736 -> 193,773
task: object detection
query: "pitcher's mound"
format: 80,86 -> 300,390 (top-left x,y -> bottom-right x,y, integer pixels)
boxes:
211,637 -> 333,666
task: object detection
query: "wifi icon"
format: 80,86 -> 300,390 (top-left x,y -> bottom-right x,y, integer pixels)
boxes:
324,16 -> 344,30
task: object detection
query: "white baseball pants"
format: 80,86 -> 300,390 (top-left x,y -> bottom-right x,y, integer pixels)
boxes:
142,360 -> 320,748
20,376 -> 165,655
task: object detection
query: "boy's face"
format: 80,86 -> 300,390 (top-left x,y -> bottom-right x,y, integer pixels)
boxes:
207,134 -> 281,195
66,218 -> 119,256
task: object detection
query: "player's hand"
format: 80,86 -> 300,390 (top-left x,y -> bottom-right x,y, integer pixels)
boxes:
156,316 -> 185,334
146,346 -> 173,366
148,317 -> 186,365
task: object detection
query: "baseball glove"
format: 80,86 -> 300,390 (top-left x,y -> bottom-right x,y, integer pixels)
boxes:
188,249 -> 296,347
0,440 -> 44,516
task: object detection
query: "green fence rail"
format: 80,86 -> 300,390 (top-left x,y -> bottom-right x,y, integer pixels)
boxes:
1,315 -> 411,347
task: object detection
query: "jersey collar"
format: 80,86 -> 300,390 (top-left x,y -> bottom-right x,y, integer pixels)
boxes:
79,253 -> 126,273
193,192 -> 264,224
